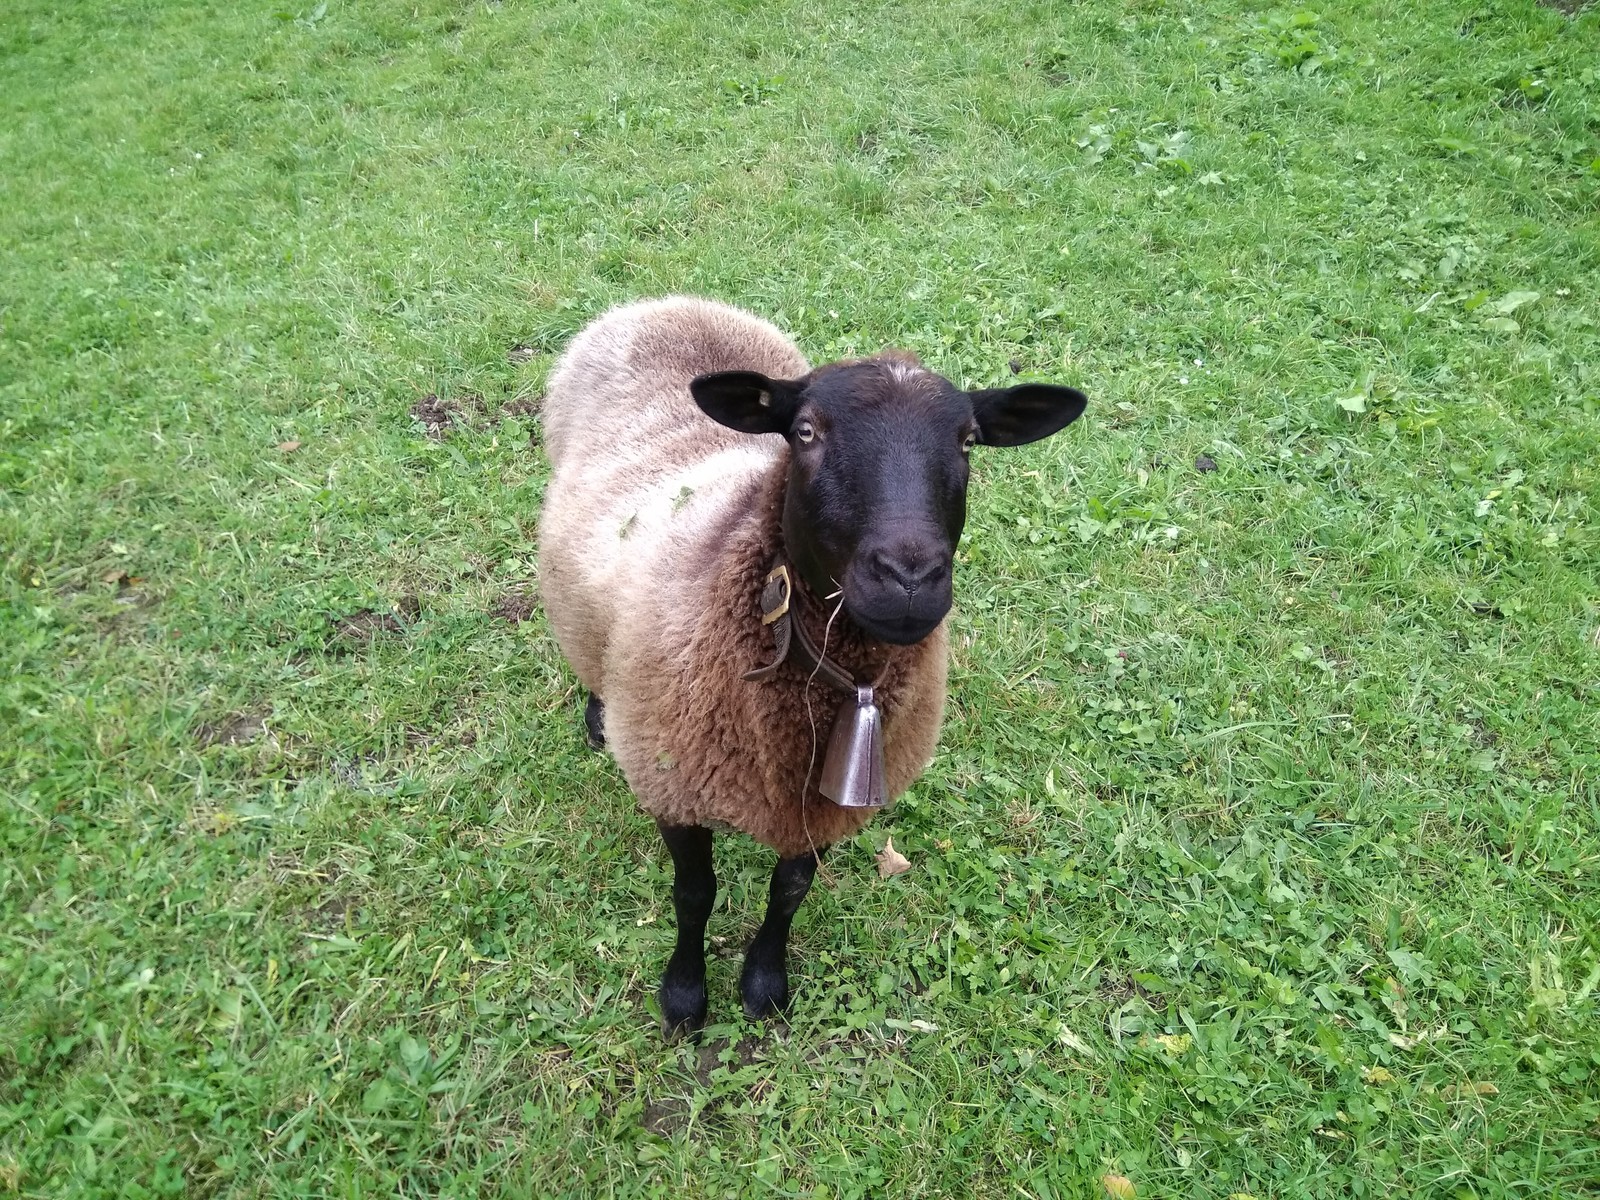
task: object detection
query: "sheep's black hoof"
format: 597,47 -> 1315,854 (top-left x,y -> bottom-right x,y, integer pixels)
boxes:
583,693 -> 606,751
658,972 -> 708,1038
739,959 -> 790,1020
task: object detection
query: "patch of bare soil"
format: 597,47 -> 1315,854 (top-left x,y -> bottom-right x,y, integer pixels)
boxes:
329,596 -> 419,648
97,586 -> 163,640
637,1033 -> 767,1135
640,1098 -> 684,1137
491,588 -> 539,623
307,891 -> 355,929
1097,973 -> 1142,1005
412,391 -> 541,443
1537,0 -> 1589,13
695,1033 -> 764,1083
270,854 -> 357,931
484,395 -> 542,451
410,394 -> 468,440
197,711 -> 268,747
498,395 -> 541,421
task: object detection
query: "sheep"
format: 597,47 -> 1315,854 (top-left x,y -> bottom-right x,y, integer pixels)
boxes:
536,296 -> 1087,1034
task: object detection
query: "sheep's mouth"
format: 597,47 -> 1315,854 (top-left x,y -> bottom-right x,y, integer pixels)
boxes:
845,600 -> 946,647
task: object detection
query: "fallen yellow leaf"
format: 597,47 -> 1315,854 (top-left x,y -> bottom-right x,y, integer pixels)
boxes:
1101,1174 -> 1136,1200
277,440 -> 302,452
875,837 -> 911,878
1362,1066 -> 1396,1085
1057,1026 -> 1096,1058
1440,1081 -> 1499,1100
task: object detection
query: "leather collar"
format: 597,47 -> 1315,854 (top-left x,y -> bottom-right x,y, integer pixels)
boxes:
742,560 -> 889,808
742,562 -> 875,693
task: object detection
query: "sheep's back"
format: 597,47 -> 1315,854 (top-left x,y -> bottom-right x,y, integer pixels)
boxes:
537,297 -> 808,693
541,296 -> 808,468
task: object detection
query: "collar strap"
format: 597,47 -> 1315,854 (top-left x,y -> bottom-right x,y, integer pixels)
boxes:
743,560 -> 891,808
742,562 -> 861,695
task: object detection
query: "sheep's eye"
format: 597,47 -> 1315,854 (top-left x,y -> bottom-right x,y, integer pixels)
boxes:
961,431 -> 978,454
795,420 -> 816,445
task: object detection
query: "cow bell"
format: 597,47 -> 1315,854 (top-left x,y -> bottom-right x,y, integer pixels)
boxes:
819,685 -> 887,808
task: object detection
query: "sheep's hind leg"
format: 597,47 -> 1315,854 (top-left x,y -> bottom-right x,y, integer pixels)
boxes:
740,847 -> 825,1019
657,822 -> 715,1036
583,692 -> 606,750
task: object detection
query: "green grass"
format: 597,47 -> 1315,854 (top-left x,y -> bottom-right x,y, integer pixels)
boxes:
3,0 -> 1599,1195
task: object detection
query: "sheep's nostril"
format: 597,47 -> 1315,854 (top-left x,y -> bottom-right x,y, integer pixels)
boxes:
870,548 -> 947,596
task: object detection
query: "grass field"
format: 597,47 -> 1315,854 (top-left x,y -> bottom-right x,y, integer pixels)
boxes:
3,0 -> 1599,1195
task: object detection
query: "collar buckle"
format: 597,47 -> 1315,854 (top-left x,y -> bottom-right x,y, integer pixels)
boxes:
758,564 -> 791,625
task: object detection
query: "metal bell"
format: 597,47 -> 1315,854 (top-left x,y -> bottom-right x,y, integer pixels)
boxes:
818,685 -> 887,808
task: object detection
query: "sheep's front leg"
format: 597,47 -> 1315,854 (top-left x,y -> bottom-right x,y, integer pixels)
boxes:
657,822 -> 715,1036
583,692 -> 606,750
740,847 -> 825,1019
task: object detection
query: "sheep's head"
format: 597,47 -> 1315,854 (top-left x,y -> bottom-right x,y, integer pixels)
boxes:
691,353 -> 1086,646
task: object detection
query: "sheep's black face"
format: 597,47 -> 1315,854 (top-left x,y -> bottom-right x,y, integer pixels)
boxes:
692,355 -> 1087,646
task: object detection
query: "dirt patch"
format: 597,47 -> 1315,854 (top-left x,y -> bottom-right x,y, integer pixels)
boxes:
498,394 -> 541,421
197,711 -> 268,747
492,588 -> 539,623
53,568 -> 156,605
1097,973 -> 1141,1005
641,1097 -> 685,1137
308,892 -> 355,929
333,609 -> 402,640
303,871 -> 354,927
329,755 -> 386,790
1537,0 -> 1590,13
410,394 -> 469,440
270,854 -> 357,931
637,1033 -> 768,1136
90,586 -> 163,640
695,1033 -> 764,1085
1032,49 -> 1075,87
329,597 -> 419,648
413,391 -> 540,441
507,344 -> 537,365
98,569 -> 143,592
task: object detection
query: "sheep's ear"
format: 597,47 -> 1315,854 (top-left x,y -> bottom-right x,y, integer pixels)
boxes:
967,383 -> 1088,447
690,371 -> 805,435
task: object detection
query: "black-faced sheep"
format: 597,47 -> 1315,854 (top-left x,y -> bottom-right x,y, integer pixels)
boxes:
537,296 -> 1087,1034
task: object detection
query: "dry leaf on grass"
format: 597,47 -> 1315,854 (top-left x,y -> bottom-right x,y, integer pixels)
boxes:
1057,1025 -> 1096,1058
875,837 -> 911,878
1101,1174 -> 1136,1199
1388,1023 -> 1448,1050
277,440 -> 301,452
1439,1081 -> 1499,1099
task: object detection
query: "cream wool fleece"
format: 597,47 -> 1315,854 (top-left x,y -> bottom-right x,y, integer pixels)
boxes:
537,297 -> 948,856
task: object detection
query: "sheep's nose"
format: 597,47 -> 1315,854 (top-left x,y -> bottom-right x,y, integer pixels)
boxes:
869,546 -> 948,597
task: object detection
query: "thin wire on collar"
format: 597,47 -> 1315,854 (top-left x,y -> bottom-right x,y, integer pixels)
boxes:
799,583 -> 847,882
